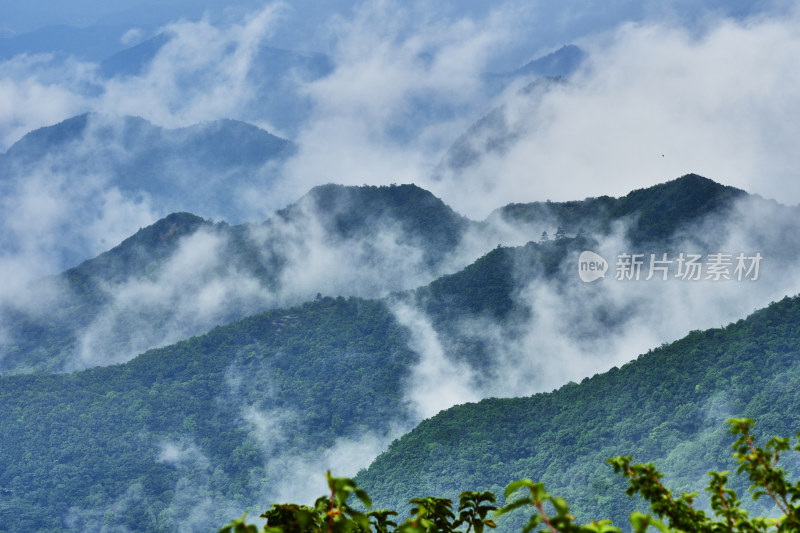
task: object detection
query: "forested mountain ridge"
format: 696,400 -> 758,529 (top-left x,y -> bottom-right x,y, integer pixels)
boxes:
0,184 -> 472,374
4,3 -> 797,533
394,174 -> 789,384
0,212 -> 219,373
355,295 -> 800,529
0,212 -> 215,373
1,175 -> 791,376
490,173 -> 748,246
3,245 -> 797,532
274,183 -> 471,267
68,212 -> 211,283
0,296 -> 417,532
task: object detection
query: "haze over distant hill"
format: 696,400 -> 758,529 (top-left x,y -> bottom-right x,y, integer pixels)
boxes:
1,112 -> 293,212
0,113 -> 293,274
97,37 -> 334,136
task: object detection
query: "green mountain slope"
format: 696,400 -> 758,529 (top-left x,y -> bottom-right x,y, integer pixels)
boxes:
0,296 -> 416,532
355,295 -> 800,528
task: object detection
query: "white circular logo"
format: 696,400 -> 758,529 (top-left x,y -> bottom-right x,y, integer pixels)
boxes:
578,250 -> 608,283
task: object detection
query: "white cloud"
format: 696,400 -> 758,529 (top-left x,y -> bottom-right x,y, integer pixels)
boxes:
0,4 -> 287,152
266,428 -> 405,505
431,8 -> 800,216
277,0 -> 515,193
5,1 -> 798,223
0,54 -> 90,149
2,0 -> 800,395
251,193 -> 455,302
120,28 -> 145,46
0,166 -> 157,298
393,194 -> 800,413
38,185 -> 478,371
391,302 -> 481,418
72,228 -> 272,370
157,440 -> 210,467
5,1 -> 800,528
96,4 -> 286,129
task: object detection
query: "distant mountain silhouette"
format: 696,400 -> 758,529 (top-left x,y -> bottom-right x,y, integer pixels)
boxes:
1,113 -> 294,225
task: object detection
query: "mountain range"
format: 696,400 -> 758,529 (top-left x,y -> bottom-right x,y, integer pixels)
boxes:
0,37 -> 589,281
4,3 -> 799,533
1,175 -> 799,531
0,183 -> 470,374
3,174 -> 789,375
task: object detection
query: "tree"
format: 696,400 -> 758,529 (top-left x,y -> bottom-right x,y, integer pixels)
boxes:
220,419 -> 800,532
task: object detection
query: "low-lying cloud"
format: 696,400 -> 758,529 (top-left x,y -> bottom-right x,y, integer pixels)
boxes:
426,7 -> 800,216
2,185 -> 485,373
0,163 -> 157,295
395,193 -> 800,415
70,227 -> 271,370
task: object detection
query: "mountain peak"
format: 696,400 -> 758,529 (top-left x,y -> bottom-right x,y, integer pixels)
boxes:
5,113 -> 290,159
306,182 -> 445,209
275,183 -> 470,265
510,44 -> 588,79
5,113 -> 91,155
627,173 -> 745,200
279,183 -> 457,221
615,174 -> 747,243
104,211 -> 209,256
3,113 -> 294,228
69,212 -> 211,282
4,113 -> 155,159
491,174 -> 749,246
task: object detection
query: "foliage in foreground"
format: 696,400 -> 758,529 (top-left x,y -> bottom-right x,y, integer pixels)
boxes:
221,419 -> 800,533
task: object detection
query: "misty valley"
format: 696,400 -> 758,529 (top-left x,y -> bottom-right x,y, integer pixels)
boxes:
2,1 -> 800,532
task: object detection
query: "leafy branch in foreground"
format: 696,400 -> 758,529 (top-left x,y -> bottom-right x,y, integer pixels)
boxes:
221,419 -> 800,532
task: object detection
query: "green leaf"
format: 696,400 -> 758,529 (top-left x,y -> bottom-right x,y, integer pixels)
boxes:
521,514 -> 542,533
494,497 -> 532,517
505,478 -> 535,500
551,497 -> 569,516
629,511 -> 670,533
